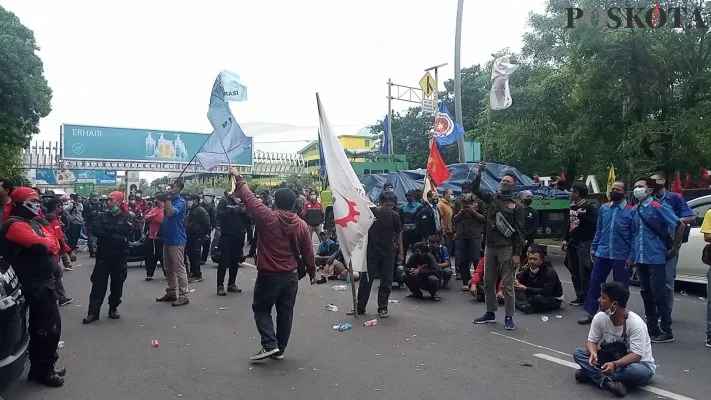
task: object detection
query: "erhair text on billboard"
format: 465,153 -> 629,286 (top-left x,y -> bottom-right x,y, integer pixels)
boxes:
566,6 -> 707,29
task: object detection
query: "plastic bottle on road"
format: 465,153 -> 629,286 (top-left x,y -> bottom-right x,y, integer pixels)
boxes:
332,285 -> 348,291
325,304 -> 339,312
363,319 -> 378,327
333,323 -> 352,331
345,274 -> 351,284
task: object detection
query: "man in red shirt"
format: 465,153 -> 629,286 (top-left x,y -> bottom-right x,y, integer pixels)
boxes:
45,197 -> 75,306
301,189 -> 324,240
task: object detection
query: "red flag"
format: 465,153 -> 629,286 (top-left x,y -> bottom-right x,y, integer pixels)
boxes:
672,171 -> 683,194
559,171 -> 566,182
426,141 -> 451,186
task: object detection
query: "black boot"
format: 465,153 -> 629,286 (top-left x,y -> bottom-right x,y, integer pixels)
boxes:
28,367 -> 66,381
108,307 -> 120,319
31,372 -> 64,387
82,312 -> 99,324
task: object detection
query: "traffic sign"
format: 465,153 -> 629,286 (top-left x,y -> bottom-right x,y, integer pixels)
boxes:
419,72 -> 436,98
422,98 -> 436,116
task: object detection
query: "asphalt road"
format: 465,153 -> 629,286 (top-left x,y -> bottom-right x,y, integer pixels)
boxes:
2,251 -> 708,400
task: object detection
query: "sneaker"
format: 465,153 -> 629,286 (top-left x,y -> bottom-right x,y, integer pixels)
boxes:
706,338 -> 711,348
171,297 -> 190,307
108,308 -> 120,319
58,298 -> 73,306
473,312 -> 496,324
346,309 -> 365,316
250,347 -> 280,361
82,312 -> 99,324
577,315 -> 594,325
64,266 -> 73,272
188,276 -> 203,283
217,285 -> 226,296
504,316 -> 515,330
569,298 -> 584,306
378,309 -> 389,318
156,294 -> 177,302
460,285 -> 469,292
145,276 -> 154,281
603,379 -> 627,397
651,331 -> 674,343
227,284 -> 242,293
271,350 -> 285,360
574,369 -> 589,383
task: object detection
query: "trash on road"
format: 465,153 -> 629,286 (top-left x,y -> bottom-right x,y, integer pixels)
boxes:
700,297 -> 707,301
333,323 -> 352,331
325,304 -> 339,312
541,316 -> 549,322
680,290 -> 688,296
332,285 -> 348,291
555,315 -> 563,319
57,341 -> 64,349
520,361 -> 534,367
189,289 -> 196,293
388,299 -> 400,304
151,340 -> 159,348
219,307 -> 229,310
363,319 -> 378,327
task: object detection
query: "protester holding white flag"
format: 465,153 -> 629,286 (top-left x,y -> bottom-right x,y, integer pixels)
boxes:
490,55 -> 519,110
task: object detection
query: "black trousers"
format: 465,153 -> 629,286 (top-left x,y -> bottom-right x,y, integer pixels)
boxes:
246,224 -> 254,245
88,257 -> 127,313
145,238 -> 164,277
252,272 -> 298,351
394,265 -> 407,285
85,222 -> 96,255
25,286 -> 61,377
456,238 -> 481,285
186,234 -> 203,278
249,226 -> 258,256
515,291 -> 562,314
217,233 -> 245,286
66,223 -> 82,251
406,273 -> 440,296
402,230 -> 418,254
201,232 -> 212,262
566,240 -> 593,300
356,255 -> 394,313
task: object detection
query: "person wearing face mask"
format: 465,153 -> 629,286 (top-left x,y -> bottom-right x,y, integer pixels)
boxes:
513,245 -> 563,314
573,282 -> 655,397
648,171 -> 694,319
438,189 -> 455,256
453,181 -> 486,289
144,193 -> 166,280
562,182 -> 599,307
200,194 -> 217,264
402,242 -> 442,301
63,193 -> 84,253
215,190 -> 251,296
628,178 -> 685,344
578,181 -> 634,325
426,235 -> 452,288
518,190 -> 539,263
186,193 -> 211,283
0,187 -> 66,387
471,163 -> 525,330
415,190 -> 441,242
82,192 -> 103,257
302,189 -> 324,241
45,198 -> 75,306
400,190 -> 423,255
82,191 -> 132,324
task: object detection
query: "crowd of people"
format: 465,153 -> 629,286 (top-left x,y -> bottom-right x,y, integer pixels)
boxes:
1,162 -> 710,397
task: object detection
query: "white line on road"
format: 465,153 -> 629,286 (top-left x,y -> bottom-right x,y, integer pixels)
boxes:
489,332 -> 571,357
533,353 -> 696,400
557,280 -> 704,305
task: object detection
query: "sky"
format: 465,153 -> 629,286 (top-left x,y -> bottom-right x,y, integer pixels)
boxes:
4,0 -> 546,179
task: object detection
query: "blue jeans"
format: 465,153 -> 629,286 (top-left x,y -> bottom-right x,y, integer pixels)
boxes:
665,255 -> 678,313
573,348 -> 654,388
583,258 -> 628,316
638,264 -> 672,335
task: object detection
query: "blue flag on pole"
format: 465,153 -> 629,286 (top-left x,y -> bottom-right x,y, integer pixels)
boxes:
317,131 -> 326,176
432,102 -> 465,146
380,115 -> 390,155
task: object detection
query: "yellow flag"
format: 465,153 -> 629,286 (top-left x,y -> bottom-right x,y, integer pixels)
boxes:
606,163 -> 616,200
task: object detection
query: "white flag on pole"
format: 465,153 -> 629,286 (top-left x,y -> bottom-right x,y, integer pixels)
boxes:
490,55 -> 519,110
316,93 -> 375,272
196,70 -> 251,170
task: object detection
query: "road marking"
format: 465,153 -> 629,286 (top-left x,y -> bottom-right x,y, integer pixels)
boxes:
533,353 -> 696,400
557,279 -> 704,305
242,262 -> 257,269
489,332 -> 571,357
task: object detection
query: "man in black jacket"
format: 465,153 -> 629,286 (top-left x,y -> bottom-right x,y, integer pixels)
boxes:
83,191 -> 132,324
514,245 -> 564,313
82,192 -> 102,257
452,181 -> 487,290
186,193 -> 211,283
216,193 -> 250,295
403,242 -> 442,301
562,182 -> 599,306
200,193 -> 217,264
519,190 -> 539,262
416,190 -> 441,241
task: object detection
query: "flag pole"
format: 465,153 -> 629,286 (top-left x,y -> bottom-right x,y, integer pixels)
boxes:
347,261 -> 358,319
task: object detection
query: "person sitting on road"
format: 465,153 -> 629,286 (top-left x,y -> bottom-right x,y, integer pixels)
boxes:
469,257 -> 506,305
403,242 -> 442,301
316,248 -> 360,283
315,231 -> 338,266
427,235 -> 453,289
573,282 -> 655,397
513,245 -> 564,314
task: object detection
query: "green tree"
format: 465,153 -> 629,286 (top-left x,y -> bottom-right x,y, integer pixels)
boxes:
0,6 -> 52,178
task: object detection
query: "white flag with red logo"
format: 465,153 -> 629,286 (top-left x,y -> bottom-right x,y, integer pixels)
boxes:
316,93 -> 375,272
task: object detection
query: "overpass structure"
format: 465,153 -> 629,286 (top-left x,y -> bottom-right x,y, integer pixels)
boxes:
21,140 -> 306,177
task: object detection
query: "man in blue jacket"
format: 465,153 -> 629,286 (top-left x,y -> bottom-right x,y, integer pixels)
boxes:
629,177 -> 685,343
578,180 -> 634,325
156,179 -> 190,307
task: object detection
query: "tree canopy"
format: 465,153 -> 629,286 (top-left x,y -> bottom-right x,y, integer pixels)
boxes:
372,0 -> 711,185
0,6 -> 52,178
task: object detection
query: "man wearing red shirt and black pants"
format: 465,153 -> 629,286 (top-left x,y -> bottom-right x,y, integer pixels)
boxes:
230,168 -> 316,361
1,187 -> 66,387
45,197 -> 75,306
302,189 -> 324,240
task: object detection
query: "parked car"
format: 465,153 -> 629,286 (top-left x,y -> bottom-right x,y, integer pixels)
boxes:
0,259 -> 29,394
630,195 -> 710,286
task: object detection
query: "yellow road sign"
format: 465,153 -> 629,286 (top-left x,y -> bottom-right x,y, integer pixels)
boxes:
419,72 -> 436,98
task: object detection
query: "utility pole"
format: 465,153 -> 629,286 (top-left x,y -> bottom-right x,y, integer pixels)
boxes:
386,80 -> 427,155
387,78 -> 393,155
454,0 -> 466,163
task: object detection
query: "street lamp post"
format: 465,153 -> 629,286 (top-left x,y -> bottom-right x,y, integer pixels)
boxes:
454,0 -> 466,163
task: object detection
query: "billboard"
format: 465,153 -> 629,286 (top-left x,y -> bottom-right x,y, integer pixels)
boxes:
61,124 -> 253,166
29,169 -> 117,186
